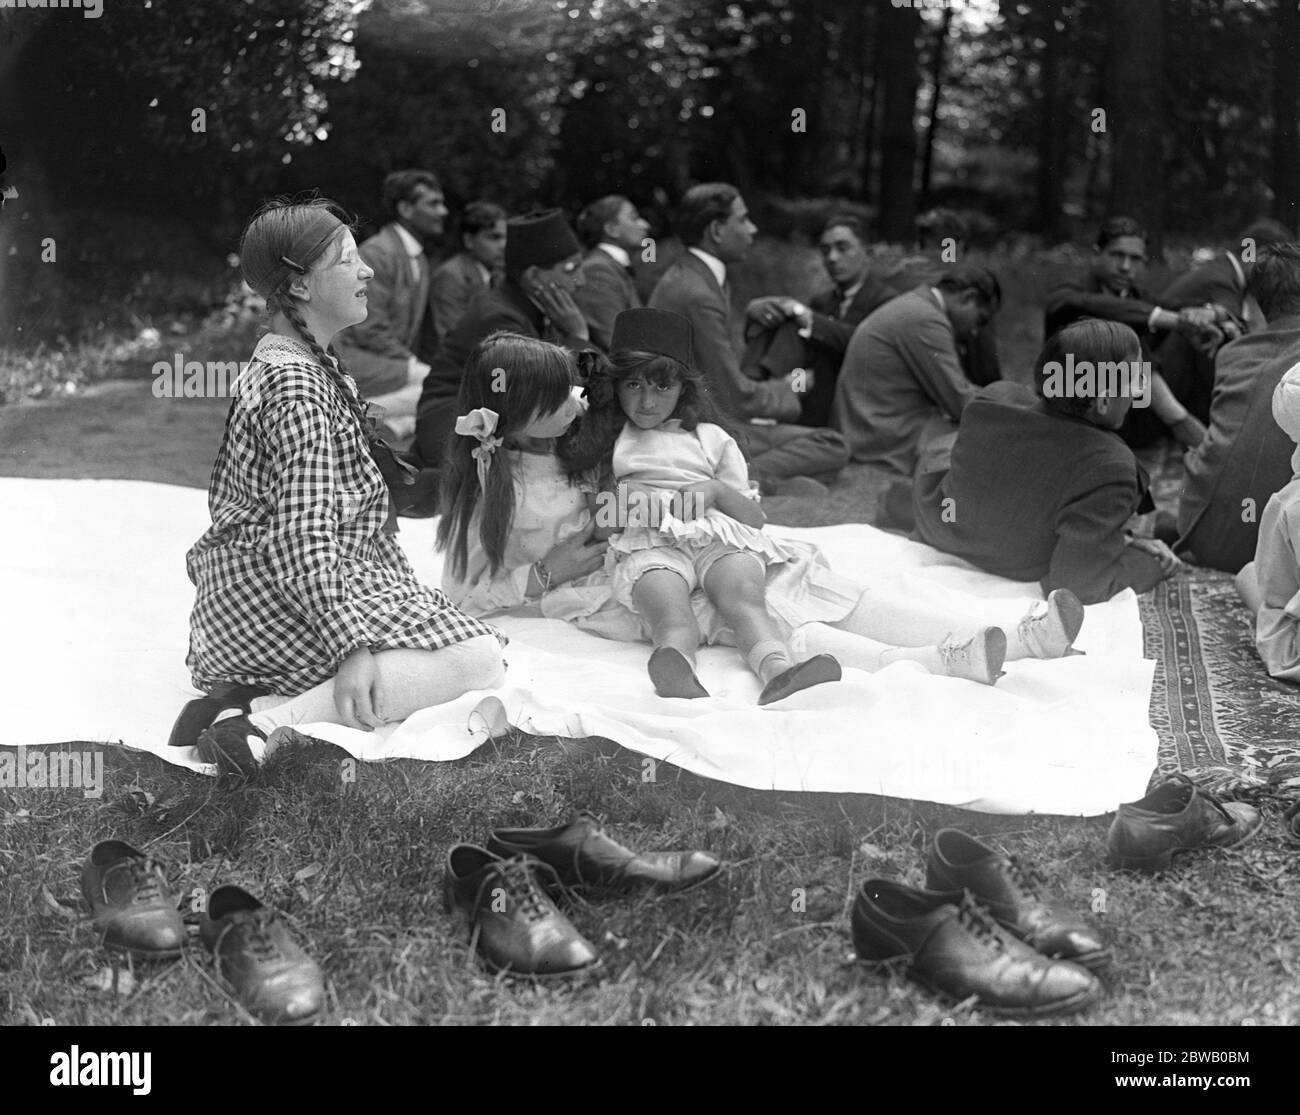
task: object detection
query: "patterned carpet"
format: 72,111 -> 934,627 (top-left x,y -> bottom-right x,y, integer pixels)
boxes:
1140,566 -> 1300,797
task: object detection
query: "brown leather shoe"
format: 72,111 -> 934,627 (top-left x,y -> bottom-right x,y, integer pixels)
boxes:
1107,773 -> 1263,874
852,879 -> 1100,1017
442,844 -> 600,978
926,828 -> 1110,972
80,840 -> 186,959
486,811 -> 722,893
200,885 -> 324,1025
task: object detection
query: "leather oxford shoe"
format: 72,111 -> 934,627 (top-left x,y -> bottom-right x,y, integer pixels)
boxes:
80,840 -> 186,959
200,885 -> 324,1025
926,828 -> 1110,972
486,811 -> 722,893
852,878 -> 1100,1017
1107,773 -> 1263,874
443,844 -> 600,978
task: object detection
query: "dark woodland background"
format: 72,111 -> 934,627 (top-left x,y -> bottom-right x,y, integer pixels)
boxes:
0,0 -> 1296,360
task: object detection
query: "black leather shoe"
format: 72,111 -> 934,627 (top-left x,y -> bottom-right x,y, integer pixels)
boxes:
758,653 -> 841,705
1107,773 -> 1262,874
442,844 -> 600,977
167,682 -> 268,748
80,840 -> 185,959
851,879 -> 1100,1017
487,811 -> 722,893
196,714 -> 266,778
648,647 -> 709,699
925,828 -> 1111,972
200,885 -> 325,1025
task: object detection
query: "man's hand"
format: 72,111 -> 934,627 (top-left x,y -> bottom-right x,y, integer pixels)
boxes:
1126,535 -> 1184,576
529,279 -> 590,340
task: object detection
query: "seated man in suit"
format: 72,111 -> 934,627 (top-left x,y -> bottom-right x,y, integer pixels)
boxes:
1154,218 -> 1290,424
1043,215 -> 1218,450
648,182 -> 850,496
573,194 -> 650,351
413,208 -> 590,469
742,215 -> 897,427
1177,241 -> 1300,573
912,319 -> 1175,605
831,264 -> 1000,476
429,201 -> 507,342
336,169 -> 447,439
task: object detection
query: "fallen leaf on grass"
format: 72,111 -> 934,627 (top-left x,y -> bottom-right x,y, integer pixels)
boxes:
83,967 -> 137,995
707,807 -> 728,832
293,862 -> 323,884
37,886 -> 78,920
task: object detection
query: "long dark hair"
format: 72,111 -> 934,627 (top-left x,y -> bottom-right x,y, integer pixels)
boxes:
559,348 -> 738,488
437,332 -> 576,578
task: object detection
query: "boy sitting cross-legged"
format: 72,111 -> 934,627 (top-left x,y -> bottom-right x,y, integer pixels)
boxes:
911,318 -> 1179,605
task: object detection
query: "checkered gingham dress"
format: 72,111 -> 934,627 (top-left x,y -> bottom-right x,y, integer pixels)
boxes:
186,334 -> 502,695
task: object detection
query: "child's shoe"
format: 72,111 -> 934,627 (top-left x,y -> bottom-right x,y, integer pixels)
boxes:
757,654 -> 841,705
648,647 -> 710,699
1017,590 -> 1085,659
938,627 -> 1007,685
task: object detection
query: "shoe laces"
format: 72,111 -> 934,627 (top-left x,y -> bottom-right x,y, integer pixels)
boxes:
216,909 -> 284,964
1017,603 -> 1050,657
105,856 -> 167,905
955,893 -> 1006,953
1004,855 -> 1046,905
1165,772 -> 1237,825
491,857 -> 563,924
937,632 -> 970,666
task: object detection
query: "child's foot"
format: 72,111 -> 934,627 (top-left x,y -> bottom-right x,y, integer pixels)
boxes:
648,647 -> 710,699
938,627 -> 1007,685
1017,589 -> 1085,659
757,654 -> 841,706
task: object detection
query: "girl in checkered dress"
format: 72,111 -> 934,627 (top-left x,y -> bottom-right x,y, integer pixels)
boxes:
175,198 -> 504,772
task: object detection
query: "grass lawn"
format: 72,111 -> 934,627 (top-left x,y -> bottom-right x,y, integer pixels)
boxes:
3,249 -> 1298,1030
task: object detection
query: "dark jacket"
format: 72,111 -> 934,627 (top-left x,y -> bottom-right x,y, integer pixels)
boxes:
912,383 -> 1164,604
573,247 -> 642,352
1176,315 -> 1300,572
412,280 -> 587,467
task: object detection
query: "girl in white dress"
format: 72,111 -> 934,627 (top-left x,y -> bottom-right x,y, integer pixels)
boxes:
565,308 -> 846,703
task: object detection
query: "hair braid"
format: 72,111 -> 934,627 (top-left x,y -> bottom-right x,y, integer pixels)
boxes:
279,298 -> 369,432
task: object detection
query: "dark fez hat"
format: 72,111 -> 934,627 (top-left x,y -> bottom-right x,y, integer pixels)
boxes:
505,208 -> 582,273
610,308 -> 694,366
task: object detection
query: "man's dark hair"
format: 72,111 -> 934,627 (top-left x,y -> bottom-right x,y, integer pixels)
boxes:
1094,216 -> 1148,251
1238,218 -> 1293,252
1035,318 -> 1142,420
820,214 -> 866,243
576,195 -> 630,248
674,183 -> 739,248
936,263 -> 1002,309
1246,242 -> 1300,319
381,169 -> 441,222
458,200 -> 507,243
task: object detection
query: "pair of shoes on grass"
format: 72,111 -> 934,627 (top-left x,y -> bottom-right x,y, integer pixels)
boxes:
81,840 -> 323,1024
444,811 -> 723,978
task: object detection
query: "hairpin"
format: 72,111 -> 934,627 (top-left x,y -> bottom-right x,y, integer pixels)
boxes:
280,254 -> 307,274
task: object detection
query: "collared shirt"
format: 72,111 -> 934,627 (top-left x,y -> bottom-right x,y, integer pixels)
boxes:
836,277 -> 866,319
474,259 -> 492,287
394,223 -> 425,283
597,242 -> 633,270
688,246 -> 727,289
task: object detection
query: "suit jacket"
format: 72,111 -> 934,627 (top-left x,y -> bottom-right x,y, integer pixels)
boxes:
336,223 -> 431,396
912,382 -> 1164,604
831,286 -> 978,474
574,247 -> 642,351
412,280 -> 588,466
1176,315 -> 1300,572
430,251 -> 495,342
806,275 -> 897,356
649,251 -> 801,423
1043,274 -> 1161,342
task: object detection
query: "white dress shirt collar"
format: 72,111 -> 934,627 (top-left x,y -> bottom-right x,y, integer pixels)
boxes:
597,242 -> 632,269
688,246 -> 727,289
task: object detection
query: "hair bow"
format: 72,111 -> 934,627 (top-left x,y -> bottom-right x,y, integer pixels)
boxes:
455,407 -> 504,492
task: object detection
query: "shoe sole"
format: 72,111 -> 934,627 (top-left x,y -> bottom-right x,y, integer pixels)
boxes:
855,962 -> 1100,1019
648,647 -> 710,699
758,654 -> 841,706
478,951 -> 605,982
101,941 -> 185,962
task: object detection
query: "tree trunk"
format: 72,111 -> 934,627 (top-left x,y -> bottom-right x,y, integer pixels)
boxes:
1107,0 -> 1164,254
919,7 -> 953,206
876,0 -> 921,241
1035,0 -> 1068,241
861,16 -> 886,203
1272,0 -> 1300,229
